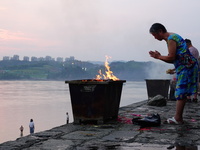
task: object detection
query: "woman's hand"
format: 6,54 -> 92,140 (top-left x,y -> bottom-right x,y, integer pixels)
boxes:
166,69 -> 176,74
149,50 -> 161,59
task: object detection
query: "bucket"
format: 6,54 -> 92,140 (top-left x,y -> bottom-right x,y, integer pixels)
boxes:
65,79 -> 126,124
145,79 -> 170,100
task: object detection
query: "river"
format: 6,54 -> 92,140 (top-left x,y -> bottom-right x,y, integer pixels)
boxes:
0,80 -> 148,144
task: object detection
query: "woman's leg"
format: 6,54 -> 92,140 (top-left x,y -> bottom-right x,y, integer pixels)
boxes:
174,99 -> 186,122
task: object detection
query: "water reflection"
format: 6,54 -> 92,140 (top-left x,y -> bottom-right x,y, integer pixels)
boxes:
87,144 -> 199,150
175,145 -> 198,150
166,123 -> 200,150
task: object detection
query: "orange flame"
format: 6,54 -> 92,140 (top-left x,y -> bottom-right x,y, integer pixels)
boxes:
96,56 -> 119,81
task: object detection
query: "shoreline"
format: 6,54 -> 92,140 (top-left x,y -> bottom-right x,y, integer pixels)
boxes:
1,99 -> 200,149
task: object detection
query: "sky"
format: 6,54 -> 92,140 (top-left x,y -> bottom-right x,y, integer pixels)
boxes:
0,0 -> 200,62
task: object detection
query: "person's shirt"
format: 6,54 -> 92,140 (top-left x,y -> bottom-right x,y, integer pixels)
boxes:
29,122 -> 34,128
167,34 -> 197,73
189,46 -> 199,60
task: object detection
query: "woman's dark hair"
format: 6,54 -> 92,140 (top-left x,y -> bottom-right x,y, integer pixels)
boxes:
149,23 -> 167,33
30,119 -> 33,122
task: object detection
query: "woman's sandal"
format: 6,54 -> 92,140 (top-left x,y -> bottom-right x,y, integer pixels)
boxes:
164,117 -> 184,125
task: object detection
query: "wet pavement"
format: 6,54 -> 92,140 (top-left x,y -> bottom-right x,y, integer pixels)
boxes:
1,99 -> 200,150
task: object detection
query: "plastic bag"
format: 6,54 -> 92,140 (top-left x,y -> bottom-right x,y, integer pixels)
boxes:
132,113 -> 161,128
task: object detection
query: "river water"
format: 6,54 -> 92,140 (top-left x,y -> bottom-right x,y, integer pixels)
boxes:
0,81 -> 148,144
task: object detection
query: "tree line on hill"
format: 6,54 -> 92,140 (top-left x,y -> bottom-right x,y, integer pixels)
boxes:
0,60 -> 172,81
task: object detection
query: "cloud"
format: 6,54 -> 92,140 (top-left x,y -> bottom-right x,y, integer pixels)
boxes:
0,0 -> 200,61
0,29 -> 33,41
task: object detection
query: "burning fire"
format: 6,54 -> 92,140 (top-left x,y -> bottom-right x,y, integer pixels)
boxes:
96,56 -> 119,81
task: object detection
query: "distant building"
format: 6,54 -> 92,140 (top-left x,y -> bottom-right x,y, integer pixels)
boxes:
65,57 -> 70,62
11,55 -> 19,61
38,57 -> 45,61
56,57 -> 63,62
31,56 -> 38,62
65,56 -> 75,62
45,56 -> 52,61
23,56 -> 29,61
2,55 -> 76,62
69,56 -> 75,61
3,56 -> 10,61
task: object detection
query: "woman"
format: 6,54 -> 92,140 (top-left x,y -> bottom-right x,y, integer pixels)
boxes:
29,119 -> 35,134
149,23 -> 198,124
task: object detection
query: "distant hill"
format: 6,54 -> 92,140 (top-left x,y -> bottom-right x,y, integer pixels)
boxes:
88,61 -> 104,65
0,60 -> 172,81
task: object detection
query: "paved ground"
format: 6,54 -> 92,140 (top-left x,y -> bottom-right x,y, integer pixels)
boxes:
1,99 -> 200,150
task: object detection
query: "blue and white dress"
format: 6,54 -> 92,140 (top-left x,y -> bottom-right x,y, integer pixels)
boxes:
168,34 -> 198,100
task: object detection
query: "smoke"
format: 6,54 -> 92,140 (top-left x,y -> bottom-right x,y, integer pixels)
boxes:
145,61 -> 173,79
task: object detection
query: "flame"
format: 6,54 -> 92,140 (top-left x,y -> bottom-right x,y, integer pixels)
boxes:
96,56 -> 119,81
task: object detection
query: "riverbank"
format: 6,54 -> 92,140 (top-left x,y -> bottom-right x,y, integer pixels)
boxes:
1,99 -> 200,150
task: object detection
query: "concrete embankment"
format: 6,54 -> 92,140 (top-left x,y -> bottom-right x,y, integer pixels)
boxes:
1,100 -> 200,150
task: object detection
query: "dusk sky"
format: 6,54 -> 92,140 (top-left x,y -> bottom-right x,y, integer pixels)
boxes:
0,0 -> 200,62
